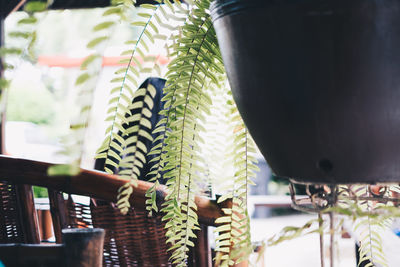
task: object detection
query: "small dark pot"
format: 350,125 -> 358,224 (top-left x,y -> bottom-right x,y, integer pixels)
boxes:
211,0 -> 400,184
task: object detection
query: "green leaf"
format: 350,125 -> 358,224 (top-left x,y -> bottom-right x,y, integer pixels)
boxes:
87,36 -> 108,48
138,12 -> 152,19
0,47 -> 22,56
0,79 -> 10,89
47,164 -> 80,176
215,216 -> 232,224
215,224 -> 231,233
81,54 -> 100,70
93,21 -> 115,31
18,17 -> 38,25
75,73 -> 90,85
131,21 -> 147,27
140,4 -> 158,10
139,129 -> 153,141
24,2 -> 47,12
103,7 -> 122,16
140,117 -> 152,129
8,31 -> 31,39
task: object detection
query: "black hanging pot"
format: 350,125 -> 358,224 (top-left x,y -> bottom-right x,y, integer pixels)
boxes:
210,0 -> 400,184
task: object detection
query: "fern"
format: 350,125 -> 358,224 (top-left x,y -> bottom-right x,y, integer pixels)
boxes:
266,218 -> 322,247
116,84 -> 157,214
138,1 -> 258,265
214,95 -> 258,266
199,80 -> 234,199
96,0 -> 186,174
48,4 -> 124,176
150,1 -> 226,265
0,3 -> 45,110
61,0 -> 257,265
329,185 -> 400,267
348,185 -> 390,267
96,3 -> 159,173
263,184 -> 398,267
7,2 -> 399,267
145,1 -> 211,216
93,1 -> 187,218
94,1 -> 192,217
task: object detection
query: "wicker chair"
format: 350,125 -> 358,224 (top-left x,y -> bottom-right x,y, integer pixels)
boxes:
0,155 -> 228,266
0,182 -> 41,244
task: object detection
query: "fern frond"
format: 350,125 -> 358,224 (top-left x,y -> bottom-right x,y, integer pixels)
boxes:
339,185 -> 390,267
49,4 -> 124,175
145,2 -> 211,215
154,2 -> 227,265
266,218 -> 322,247
115,84 -> 157,214
214,93 -> 258,266
97,3 -> 171,174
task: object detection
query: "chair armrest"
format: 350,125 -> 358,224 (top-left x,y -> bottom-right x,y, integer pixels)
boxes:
0,155 -> 224,226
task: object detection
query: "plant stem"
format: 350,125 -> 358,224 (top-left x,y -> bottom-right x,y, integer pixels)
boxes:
329,212 -> 335,267
319,212 -> 325,267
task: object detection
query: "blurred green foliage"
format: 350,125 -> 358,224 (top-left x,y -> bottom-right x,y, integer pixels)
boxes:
6,76 -> 56,124
33,186 -> 48,198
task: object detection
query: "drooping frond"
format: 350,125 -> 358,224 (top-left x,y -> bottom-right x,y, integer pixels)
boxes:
142,0 -> 225,265
115,84 -> 157,214
335,185 -> 391,267
146,0 -> 221,204
199,80 -> 233,198
96,0 -> 188,176
96,3 -> 159,174
48,4 -> 124,175
348,185 -> 390,267
214,94 -> 258,266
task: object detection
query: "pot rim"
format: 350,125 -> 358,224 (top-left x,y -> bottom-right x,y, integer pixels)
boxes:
210,0 -> 265,21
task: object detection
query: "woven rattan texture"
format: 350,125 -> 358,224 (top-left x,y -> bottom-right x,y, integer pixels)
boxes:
66,198 -> 172,266
0,182 -> 24,243
66,198 -> 93,229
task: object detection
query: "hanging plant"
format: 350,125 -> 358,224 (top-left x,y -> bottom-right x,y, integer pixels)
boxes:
88,0 -> 259,265
5,1 -> 400,267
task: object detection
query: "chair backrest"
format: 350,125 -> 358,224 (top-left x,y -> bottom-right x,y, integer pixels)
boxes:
0,182 -> 25,243
0,155 -> 226,266
0,183 -> 40,244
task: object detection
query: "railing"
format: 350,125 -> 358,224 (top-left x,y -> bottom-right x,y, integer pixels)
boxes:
0,155 -> 226,225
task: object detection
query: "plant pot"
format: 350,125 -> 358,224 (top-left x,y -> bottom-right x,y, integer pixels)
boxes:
62,228 -> 105,267
211,0 -> 400,184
